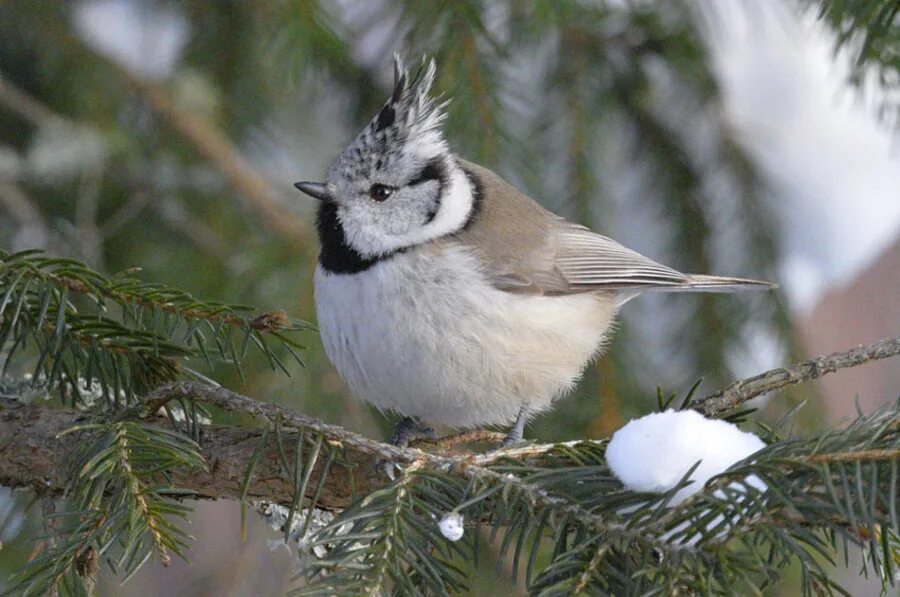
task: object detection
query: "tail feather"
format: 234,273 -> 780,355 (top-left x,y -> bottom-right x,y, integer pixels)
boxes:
675,274 -> 776,293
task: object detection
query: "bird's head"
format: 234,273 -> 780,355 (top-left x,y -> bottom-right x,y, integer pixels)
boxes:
296,55 -> 477,264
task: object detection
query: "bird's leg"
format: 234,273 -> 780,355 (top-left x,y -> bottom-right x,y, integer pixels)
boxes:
377,416 -> 435,480
501,405 -> 528,447
389,416 -> 435,448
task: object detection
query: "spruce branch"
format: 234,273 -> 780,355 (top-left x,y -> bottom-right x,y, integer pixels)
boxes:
1,250 -> 308,335
696,336 -> 900,417
470,335 -> 900,466
807,0 -> 900,76
5,419 -> 204,596
142,382 -> 647,548
0,250 -> 308,406
1,336 -> 899,594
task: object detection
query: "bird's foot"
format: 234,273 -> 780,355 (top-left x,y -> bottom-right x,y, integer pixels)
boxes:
389,416 -> 436,448
377,417 -> 435,480
499,406 -> 529,448
500,434 -> 529,448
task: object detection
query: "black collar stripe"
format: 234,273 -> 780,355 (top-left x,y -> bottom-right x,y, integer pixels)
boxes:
316,201 -> 397,274
317,160 -> 481,275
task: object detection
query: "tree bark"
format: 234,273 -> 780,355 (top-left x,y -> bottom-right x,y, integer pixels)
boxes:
2,336 -> 899,511
0,398 -> 382,510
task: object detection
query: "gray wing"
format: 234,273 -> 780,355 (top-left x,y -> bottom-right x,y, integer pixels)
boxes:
492,225 -> 774,296
552,225 -> 689,290
491,223 -> 772,295
452,159 -> 772,296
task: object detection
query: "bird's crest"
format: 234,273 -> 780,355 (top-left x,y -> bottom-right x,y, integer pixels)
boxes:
367,54 -> 447,140
329,54 -> 449,181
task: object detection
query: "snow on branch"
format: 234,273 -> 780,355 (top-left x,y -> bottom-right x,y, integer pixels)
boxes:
1,336 -> 897,510
2,337 -> 899,594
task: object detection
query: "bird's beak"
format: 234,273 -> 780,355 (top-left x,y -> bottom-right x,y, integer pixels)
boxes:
293,181 -> 333,201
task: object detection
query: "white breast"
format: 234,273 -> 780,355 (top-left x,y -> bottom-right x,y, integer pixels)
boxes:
314,244 -> 618,428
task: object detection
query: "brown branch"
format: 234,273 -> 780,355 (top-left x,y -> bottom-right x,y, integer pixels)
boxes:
0,397 -> 379,511
0,383 -> 634,544
0,386 -> 598,527
141,382 -> 414,464
3,336 -> 899,524
695,336 -> 900,417
418,429 -> 507,453
1,381 -> 463,512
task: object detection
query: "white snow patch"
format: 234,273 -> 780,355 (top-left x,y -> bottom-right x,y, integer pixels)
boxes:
257,502 -> 336,560
606,410 -> 765,505
438,512 -> 464,542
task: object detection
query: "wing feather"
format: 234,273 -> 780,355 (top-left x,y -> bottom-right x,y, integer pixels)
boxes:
451,159 -> 773,296
553,227 -> 689,290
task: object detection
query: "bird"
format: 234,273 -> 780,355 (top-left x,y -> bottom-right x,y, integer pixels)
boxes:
294,56 -> 774,448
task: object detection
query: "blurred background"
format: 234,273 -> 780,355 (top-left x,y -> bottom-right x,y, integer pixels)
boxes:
0,1 -> 897,595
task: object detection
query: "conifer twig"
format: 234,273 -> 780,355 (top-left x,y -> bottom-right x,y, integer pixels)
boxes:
695,336 -> 900,417
2,337 -> 899,523
25,263 -> 296,334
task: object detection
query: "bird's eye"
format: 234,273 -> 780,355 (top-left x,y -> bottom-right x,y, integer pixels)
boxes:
369,184 -> 394,202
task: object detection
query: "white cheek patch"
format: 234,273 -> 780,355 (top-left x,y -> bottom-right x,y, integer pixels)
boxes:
391,166 -> 473,248
344,164 -> 475,257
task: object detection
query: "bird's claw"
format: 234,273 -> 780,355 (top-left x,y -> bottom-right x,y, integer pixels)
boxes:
376,417 -> 436,479
377,459 -> 400,481
501,406 -> 529,447
389,416 -> 435,447
500,436 -> 532,449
